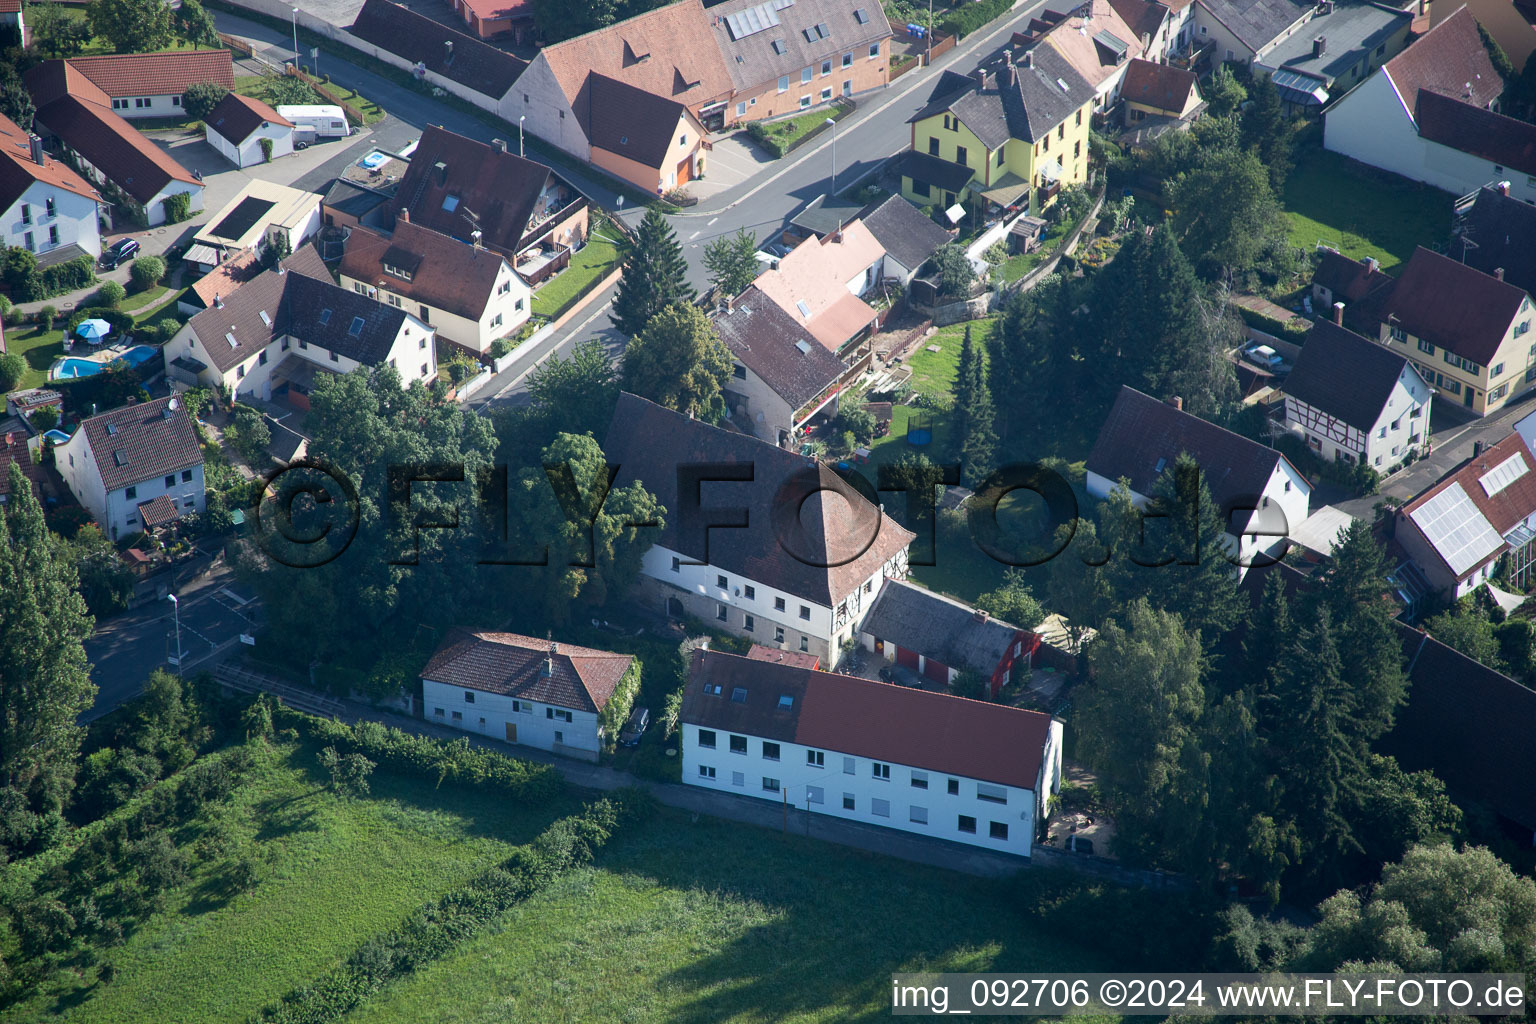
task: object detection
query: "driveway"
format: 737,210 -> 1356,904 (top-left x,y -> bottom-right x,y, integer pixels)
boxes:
691,133 -> 776,202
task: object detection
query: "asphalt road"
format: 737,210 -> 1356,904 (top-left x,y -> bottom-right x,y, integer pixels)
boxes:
83,570 -> 260,720
212,2 -> 1055,408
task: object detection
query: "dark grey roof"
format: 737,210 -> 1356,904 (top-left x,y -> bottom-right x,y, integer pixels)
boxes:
1087,386 -> 1301,509
1197,0 -> 1311,52
188,263 -> 410,374
715,285 -> 845,409
1454,185 -> 1536,297
349,0 -> 526,99
322,178 -> 389,222
908,47 -> 1091,146
908,70 -> 978,123
856,195 -> 953,270
950,84 -> 1013,149
709,0 -> 895,92
603,393 -> 914,605
860,578 -> 1027,673
1284,320 -> 1418,432
585,72 -> 690,169
1256,1 -> 1411,85
895,149 -> 975,193
790,192 -> 867,238
79,395 -> 202,491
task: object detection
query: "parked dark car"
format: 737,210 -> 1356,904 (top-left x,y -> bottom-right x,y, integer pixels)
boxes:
99,238 -> 140,269
618,706 -> 650,747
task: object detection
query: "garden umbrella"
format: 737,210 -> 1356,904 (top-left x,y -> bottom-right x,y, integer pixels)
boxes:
76,319 -> 112,342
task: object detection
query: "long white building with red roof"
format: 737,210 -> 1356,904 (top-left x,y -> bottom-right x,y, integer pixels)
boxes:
680,648 -> 1063,857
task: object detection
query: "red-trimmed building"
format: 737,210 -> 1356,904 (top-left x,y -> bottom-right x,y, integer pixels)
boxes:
857,579 -> 1039,696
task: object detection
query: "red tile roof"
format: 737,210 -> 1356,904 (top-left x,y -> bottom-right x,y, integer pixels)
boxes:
1415,89 -> 1536,178
349,0 -> 528,99
76,395 -> 203,492
1377,246 -> 1530,366
459,0 -> 532,23
0,0 -> 22,14
1384,6 -> 1500,112
421,629 -> 634,712
1118,57 -> 1199,113
66,50 -> 235,98
744,644 -> 820,670
682,649 -> 1055,790
538,0 -> 734,110
0,429 -> 42,502
0,110 -> 101,213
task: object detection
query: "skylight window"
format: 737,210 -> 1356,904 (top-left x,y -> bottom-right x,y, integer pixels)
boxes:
258,310 -> 271,327
225,332 -> 239,348
778,694 -> 794,709
112,450 -> 126,466
853,7 -> 869,22
771,38 -> 786,53
817,22 -> 830,37
731,687 -> 748,703
319,308 -> 332,325
705,683 -> 723,696
795,299 -> 812,317
442,195 -> 460,212
105,423 -> 118,436
1153,457 -> 1167,473
349,316 -> 366,337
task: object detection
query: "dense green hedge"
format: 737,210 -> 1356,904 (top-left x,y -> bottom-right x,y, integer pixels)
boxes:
273,708 -> 565,801
63,306 -> 134,339
1235,303 -> 1310,343
252,793 -> 650,1024
940,0 -> 1012,37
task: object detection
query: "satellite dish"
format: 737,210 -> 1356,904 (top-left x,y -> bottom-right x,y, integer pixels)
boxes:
168,397 -> 179,411
944,203 -> 965,224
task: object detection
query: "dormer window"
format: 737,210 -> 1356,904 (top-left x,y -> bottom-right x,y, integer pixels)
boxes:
384,262 -> 412,282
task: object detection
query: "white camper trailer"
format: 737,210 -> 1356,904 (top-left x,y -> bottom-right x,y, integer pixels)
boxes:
274,104 -> 352,138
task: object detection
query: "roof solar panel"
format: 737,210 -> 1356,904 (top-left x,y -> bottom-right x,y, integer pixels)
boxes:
1480,452 -> 1529,497
726,2 -> 780,39
1409,483 -> 1505,576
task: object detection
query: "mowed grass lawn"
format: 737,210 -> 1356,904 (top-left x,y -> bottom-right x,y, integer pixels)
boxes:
530,234 -> 626,320
345,807 -> 1104,1024
901,317 -> 997,402
1,741 -> 581,1024
5,323 -> 65,389
1281,143 -> 1452,272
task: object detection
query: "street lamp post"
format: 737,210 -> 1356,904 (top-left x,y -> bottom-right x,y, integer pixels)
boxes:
167,592 -> 183,678
519,115 -> 526,158
291,8 -> 300,70
927,0 -> 933,66
825,117 -> 837,193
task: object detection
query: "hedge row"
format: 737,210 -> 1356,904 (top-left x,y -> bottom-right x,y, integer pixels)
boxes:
272,708 -> 564,801
1235,303 -> 1310,343
941,0 -> 1013,38
252,793 -> 650,1024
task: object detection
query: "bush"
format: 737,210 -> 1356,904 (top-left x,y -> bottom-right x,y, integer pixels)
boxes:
161,192 -> 193,224
940,0 -> 1012,36
488,338 -> 512,360
29,405 -> 61,432
128,255 -> 166,291
227,403 -> 271,464
181,81 -> 229,120
40,253 -> 96,296
96,280 -> 126,308
1234,303 -> 1309,343
0,351 -> 24,391
63,306 -> 134,341
259,136 -> 274,162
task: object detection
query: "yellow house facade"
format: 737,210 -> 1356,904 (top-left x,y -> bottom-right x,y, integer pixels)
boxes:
900,45 -> 1094,216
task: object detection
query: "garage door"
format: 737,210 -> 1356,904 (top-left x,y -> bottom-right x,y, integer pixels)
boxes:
923,657 -> 949,684
676,156 -> 693,185
895,646 -> 919,670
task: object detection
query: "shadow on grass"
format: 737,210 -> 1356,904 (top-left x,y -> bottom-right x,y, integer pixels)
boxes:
179,870 -> 239,918
49,977 -> 101,1016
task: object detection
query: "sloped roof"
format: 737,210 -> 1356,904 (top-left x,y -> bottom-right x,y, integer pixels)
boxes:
137,493 -> 180,529
751,223 -> 884,351
1401,430 -> 1536,578
1383,6 -> 1500,112
539,0 -> 734,108
0,428 -> 42,501
708,0 -> 894,92
1087,385 -> 1304,510
1040,0 -> 1147,90
67,50 -> 234,97
585,73 -> 692,169
1283,319 -> 1419,432
1381,622 -> 1536,831
856,194 -> 954,271
1454,185 -> 1536,297
205,92 -> 292,147
1118,57 -> 1200,112
349,0 -> 527,98
391,125 -> 564,257
458,0 -> 532,25
1004,46 -> 1093,143
603,392 -> 915,605
860,578 -> 1028,673
1416,89 -> 1536,177
715,285 -> 845,410
25,61 -> 200,205
744,643 -> 820,669
78,395 -> 202,491
1377,246 -> 1530,366
894,149 -> 976,193
0,109 -> 101,213
188,261 -> 413,374
681,649 -> 1055,790
421,629 -> 634,713
1196,0 -> 1310,52
187,249 -> 263,311
1108,0 -> 1172,44
339,220 -> 510,321
1312,247 -> 1394,306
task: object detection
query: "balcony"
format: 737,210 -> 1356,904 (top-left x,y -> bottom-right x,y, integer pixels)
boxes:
516,243 -> 571,286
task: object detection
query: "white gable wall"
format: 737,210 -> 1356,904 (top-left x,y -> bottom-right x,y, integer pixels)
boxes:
2,181 -> 100,258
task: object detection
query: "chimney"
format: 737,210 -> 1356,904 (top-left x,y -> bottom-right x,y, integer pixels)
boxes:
974,608 -> 989,623
399,206 -> 410,223
1022,48 -> 1034,69
492,138 -> 507,153
1495,267 -> 1505,281
1474,440 -> 1486,458
444,39 -> 454,62
1332,301 -> 1344,326
1498,180 -> 1511,196
27,134 -> 43,165
214,293 -> 222,308
971,68 -> 988,88
1005,62 -> 1017,87
434,160 -> 448,187
1363,256 -> 1379,273
1312,36 -> 1325,58
1168,395 -> 1183,411
542,640 -> 556,676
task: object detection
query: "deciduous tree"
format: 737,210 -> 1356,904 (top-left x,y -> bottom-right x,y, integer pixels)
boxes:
620,303 -> 731,421
86,0 -> 174,54
702,227 -> 759,299
180,81 -> 230,121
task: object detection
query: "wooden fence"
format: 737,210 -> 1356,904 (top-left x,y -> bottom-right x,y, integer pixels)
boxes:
284,66 -> 370,127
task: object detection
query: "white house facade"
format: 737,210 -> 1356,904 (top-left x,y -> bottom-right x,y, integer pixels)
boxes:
55,396 -> 206,541
207,115 -> 295,169
2,176 -> 101,260
679,649 -> 1064,857
423,679 -> 602,756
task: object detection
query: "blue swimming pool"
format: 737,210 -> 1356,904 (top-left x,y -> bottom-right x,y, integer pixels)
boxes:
44,429 -> 72,444
359,150 -> 388,169
50,346 -> 160,380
